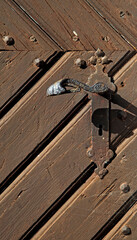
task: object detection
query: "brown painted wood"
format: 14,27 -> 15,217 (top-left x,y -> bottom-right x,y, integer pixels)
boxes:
0,103 -> 92,240
0,50 -> 129,185
33,131 -> 137,240
86,0 -> 137,49
104,204 -> 137,240
14,0 -> 132,50
0,50 -> 55,108
0,0 -> 58,50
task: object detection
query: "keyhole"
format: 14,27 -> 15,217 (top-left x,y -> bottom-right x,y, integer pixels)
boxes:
98,125 -> 103,136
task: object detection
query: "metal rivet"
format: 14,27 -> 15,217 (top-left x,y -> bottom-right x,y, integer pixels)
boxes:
120,182 -> 130,193
97,58 -> 102,64
88,56 -> 97,65
86,147 -> 94,158
34,58 -> 44,68
72,35 -> 79,42
102,56 -> 109,64
3,36 -> 15,45
72,30 -> 79,42
106,149 -> 114,159
102,36 -> 110,42
30,35 -> 37,42
121,226 -> 131,235
98,168 -> 108,179
95,48 -> 105,57
74,58 -> 86,68
120,11 -> 125,18
117,110 -> 127,120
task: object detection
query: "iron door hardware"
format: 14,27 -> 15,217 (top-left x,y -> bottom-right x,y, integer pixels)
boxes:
46,49 -> 116,179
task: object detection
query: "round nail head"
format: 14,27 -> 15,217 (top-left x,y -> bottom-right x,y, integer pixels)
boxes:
74,58 -> 86,68
95,48 -> 105,57
3,36 -> 15,45
88,56 -> 97,65
121,225 -> 131,235
34,58 -> 44,67
102,56 -> 109,64
72,35 -> 79,42
120,182 -> 130,193
86,147 -> 94,158
30,35 -> 37,42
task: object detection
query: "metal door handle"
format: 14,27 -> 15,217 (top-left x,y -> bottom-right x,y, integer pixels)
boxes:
46,78 -> 109,96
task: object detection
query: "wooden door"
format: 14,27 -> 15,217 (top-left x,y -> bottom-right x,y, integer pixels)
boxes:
0,1 -> 137,239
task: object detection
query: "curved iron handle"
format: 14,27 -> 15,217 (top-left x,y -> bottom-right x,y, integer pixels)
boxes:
46,78 -> 109,96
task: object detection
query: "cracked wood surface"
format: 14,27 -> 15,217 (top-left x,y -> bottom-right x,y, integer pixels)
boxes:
13,0 -> 132,50
0,103 -> 92,240
87,0 -> 137,49
32,131 -> 137,240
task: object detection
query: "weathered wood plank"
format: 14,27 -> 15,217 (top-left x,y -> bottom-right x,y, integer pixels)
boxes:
86,0 -> 137,49
33,130 -> 137,240
0,50 -> 55,108
0,0 -> 58,50
14,0 -> 132,50
0,50 -> 129,185
104,204 -> 137,240
0,102 -> 92,240
110,54 -> 137,148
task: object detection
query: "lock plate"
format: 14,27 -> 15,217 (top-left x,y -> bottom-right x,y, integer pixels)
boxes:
87,64 -> 114,179
47,50 -> 115,178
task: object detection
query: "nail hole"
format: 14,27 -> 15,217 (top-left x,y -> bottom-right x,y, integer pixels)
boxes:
120,11 -> 125,18
98,125 -> 103,136
120,81 -> 124,87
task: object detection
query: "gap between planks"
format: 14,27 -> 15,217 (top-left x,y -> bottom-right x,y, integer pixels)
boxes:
0,100 -> 91,201
85,0 -> 136,50
32,135 -> 137,240
0,51 -> 73,126
104,203 -> 137,240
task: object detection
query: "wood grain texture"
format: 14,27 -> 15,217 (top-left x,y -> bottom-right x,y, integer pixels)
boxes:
0,103 -> 92,240
0,50 -> 55,108
0,0 -> 58,50
86,0 -> 137,49
14,0 -> 132,50
104,204 -> 137,240
0,50 -> 129,184
33,131 -> 137,240
110,54 -> 137,148
0,52 -> 87,184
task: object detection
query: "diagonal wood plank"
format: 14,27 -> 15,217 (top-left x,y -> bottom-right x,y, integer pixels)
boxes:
0,0 -> 59,50
110,54 -> 137,149
0,50 -> 55,109
86,0 -> 137,49
13,0 -> 132,50
104,204 -> 137,240
33,130 -> 137,240
0,102 -> 92,240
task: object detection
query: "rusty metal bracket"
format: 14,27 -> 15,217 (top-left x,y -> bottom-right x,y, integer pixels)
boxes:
46,51 -> 116,179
